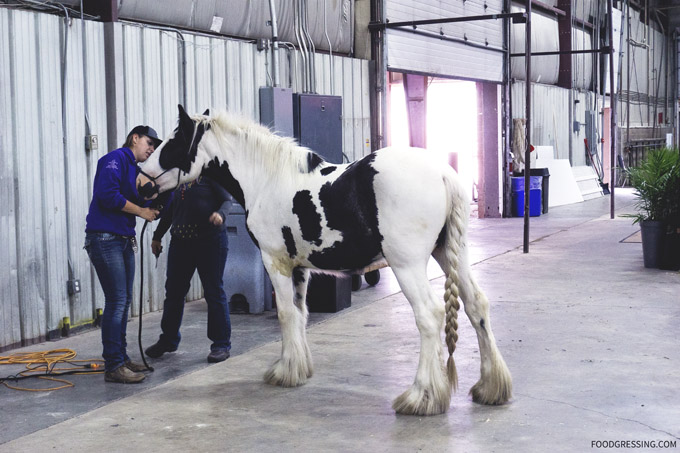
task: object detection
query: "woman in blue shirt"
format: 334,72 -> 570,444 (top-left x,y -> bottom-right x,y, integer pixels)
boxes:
85,125 -> 162,384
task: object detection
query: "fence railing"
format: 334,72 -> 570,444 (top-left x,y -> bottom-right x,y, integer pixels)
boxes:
624,138 -> 667,168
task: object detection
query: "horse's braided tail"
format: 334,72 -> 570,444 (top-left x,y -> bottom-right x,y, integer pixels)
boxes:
442,173 -> 469,392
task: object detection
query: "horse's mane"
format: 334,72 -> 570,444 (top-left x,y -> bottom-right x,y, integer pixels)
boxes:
204,110 -> 318,181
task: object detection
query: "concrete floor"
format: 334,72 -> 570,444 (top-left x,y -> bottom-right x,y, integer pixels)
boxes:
2,189 -> 679,452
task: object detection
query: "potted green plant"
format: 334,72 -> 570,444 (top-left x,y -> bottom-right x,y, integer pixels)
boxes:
624,147 -> 680,270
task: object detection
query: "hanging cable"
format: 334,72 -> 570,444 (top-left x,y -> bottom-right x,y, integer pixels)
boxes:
137,220 -> 154,372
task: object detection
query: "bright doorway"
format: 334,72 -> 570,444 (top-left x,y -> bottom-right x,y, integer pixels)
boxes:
388,76 -> 479,202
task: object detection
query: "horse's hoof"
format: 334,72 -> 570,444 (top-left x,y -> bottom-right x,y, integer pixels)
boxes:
470,378 -> 512,405
263,359 -> 310,387
392,385 -> 451,416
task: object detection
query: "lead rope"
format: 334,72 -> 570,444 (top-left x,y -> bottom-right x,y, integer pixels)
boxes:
138,220 -> 154,372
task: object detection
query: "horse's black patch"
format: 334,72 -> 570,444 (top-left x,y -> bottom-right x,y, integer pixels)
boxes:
292,267 -> 307,287
292,190 -> 323,246
308,153 -> 383,271
203,157 -> 245,208
320,166 -> 337,176
159,105 -> 206,173
306,152 -> 324,173
245,210 -> 259,248
480,318 -> 486,331
282,226 -> 297,258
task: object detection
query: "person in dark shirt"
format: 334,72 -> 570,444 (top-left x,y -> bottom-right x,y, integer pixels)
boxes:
145,176 -> 234,363
84,125 -> 162,384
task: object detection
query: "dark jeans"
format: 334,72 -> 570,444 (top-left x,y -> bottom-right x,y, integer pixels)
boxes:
84,232 -> 135,372
159,230 -> 231,352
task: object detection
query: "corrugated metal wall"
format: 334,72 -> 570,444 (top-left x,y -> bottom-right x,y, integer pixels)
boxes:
384,0 -> 505,82
511,7 -> 560,85
511,82 -> 593,165
0,8 -> 371,350
0,9 -> 108,347
619,7 -> 673,129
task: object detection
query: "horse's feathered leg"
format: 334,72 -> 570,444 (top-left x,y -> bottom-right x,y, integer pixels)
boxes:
292,267 -> 313,377
434,172 -> 512,406
389,264 -> 451,416
459,265 -> 512,405
262,259 -> 313,387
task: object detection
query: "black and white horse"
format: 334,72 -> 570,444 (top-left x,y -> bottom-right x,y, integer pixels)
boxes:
140,105 -> 512,415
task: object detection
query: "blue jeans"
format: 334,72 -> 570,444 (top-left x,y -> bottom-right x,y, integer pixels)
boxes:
85,232 -> 135,372
158,230 -> 231,352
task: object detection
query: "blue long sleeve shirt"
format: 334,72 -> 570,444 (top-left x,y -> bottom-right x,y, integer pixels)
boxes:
85,147 -> 147,237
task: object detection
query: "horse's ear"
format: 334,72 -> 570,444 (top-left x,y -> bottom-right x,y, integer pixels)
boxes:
202,108 -> 210,116
177,104 -> 194,139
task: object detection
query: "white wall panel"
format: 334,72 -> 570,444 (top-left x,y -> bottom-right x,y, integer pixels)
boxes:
572,28 -> 593,90
387,31 -> 504,82
81,20 -> 109,319
512,82 -> 592,166
38,12 -> 69,332
385,0 -> 504,82
11,10 -> 49,342
226,40 -> 243,112
511,6 -> 559,84
193,35 -> 213,112
0,8 -> 21,349
211,40 -> 228,109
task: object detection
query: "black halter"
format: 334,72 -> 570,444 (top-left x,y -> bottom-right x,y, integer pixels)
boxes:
138,166 -> 182,199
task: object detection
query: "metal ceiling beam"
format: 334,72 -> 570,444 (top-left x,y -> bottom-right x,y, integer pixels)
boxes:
368,12 -> 527,31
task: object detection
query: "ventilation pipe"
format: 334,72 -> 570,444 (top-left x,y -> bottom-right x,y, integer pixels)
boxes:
268,0 -> 280,87
323,0 -> 334,92
301,0 -> 317,93
294,0 -> 309,92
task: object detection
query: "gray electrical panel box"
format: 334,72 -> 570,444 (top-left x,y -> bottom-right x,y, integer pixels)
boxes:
585,110 -> 598,156
293,93 -> 349,313
293,94 -> 343,163
259,87 -> 294,137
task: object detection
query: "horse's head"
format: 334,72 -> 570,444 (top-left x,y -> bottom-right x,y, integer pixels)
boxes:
138,105 -> 211,199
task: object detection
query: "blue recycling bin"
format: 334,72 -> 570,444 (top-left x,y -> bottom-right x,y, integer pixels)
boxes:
512,176 -> 542,217
223,203 -> 273,313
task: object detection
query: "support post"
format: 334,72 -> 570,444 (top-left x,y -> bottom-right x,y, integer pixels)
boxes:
403,74 -> 428,148
524,0 -> 532,253
478,83 -> 501,218
608,0 -> 617,219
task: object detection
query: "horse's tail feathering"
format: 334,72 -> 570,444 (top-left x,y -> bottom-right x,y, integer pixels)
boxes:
440,171 -> 470,392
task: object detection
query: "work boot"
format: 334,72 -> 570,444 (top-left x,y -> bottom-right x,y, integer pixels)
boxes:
207,349 -> 230,363
145,341 -> 177,358
125,360 -> 149,373
105,365 -> 146,384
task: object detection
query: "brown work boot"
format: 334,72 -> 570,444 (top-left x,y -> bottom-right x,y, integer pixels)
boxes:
105,365 -> 146,383
125,360 -> 149,373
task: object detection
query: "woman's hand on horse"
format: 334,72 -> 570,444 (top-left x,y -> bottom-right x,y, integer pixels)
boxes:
209,212 -> 224,226
151,240 -> 163,257
139,207 -> 160,222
